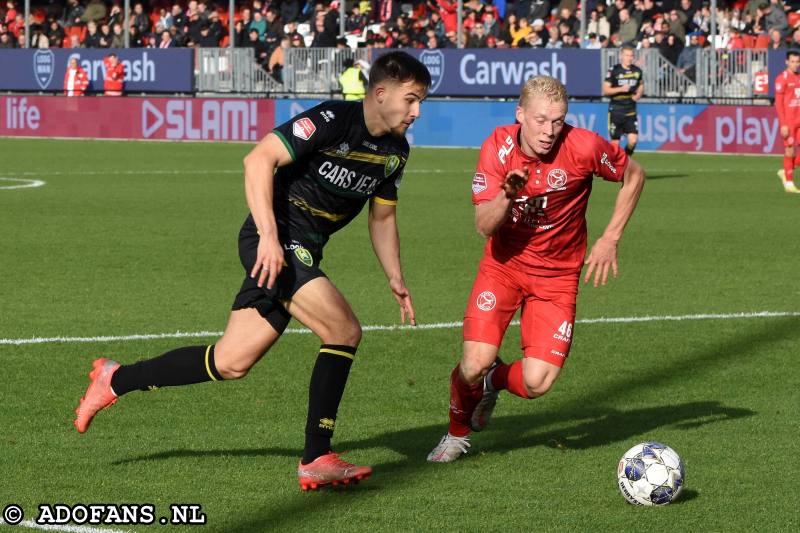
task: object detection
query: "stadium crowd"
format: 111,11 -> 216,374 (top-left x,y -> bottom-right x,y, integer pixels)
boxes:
3,0 -> 800,62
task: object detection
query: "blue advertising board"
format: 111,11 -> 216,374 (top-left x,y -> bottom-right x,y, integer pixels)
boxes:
0,49 -> 194,93
371,48 -> 602,97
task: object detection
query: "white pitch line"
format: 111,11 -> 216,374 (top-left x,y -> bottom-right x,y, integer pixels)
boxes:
0,520 -> 131,533
1,311 -> 798,347
0,177 -> 46,189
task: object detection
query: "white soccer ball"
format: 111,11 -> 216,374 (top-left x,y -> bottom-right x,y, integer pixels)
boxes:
617,442 -> 685,506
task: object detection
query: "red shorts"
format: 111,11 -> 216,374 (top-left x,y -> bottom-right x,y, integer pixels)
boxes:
783,124 -> 800,147
463,257 -> 579,368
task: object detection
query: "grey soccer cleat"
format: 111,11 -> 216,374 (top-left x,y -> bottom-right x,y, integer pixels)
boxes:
427,433 -> 471,463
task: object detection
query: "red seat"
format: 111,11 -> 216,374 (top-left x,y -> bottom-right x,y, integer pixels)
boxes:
754,34 -> 770,49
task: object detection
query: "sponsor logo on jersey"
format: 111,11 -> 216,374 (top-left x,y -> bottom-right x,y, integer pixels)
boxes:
336,142 -> 350,156
319,110 -> 335,122
546,168 -> 567,189
600,152 -> 618,174
385,154 -> 401,177
294,246 -> 314,267
472,172 -> 487,194
292,117 -> 316,140
318,418 -> 335,430
476,291 -> 496,311
362,140 -> 378,150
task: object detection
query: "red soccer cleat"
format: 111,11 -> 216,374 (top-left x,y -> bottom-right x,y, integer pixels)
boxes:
297,452 -> 372,491
74,358 -> 120,433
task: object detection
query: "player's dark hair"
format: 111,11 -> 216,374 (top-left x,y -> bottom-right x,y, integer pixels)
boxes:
368,51 -> 431,89
787,50 -> 800,60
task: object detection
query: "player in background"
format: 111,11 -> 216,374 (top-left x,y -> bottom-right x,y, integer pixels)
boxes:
73,51 -> 431,490
603,44 -> 643,156
428,76 -> 645,462
774,50 -> 800,193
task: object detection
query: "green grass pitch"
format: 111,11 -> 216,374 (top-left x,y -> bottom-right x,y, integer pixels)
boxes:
0,138 -> 798,532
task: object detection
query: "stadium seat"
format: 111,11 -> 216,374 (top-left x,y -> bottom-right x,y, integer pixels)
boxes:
754,34 -> 770,49
741,34 -> 756,48
789,12 -> 800,29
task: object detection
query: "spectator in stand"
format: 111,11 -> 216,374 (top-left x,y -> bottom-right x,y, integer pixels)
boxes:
429,0 -> 458,34
678,32 -> 701,82
268,35 -> 290,82
144,32 -> 157,47
443,29 -> 458,47
281,0 -> 301,23
485,35 -> 498,48
64,57 -> 89,96
159,28 -> 175,47
510,16 -> 532,46
4,1 -> 17,25
346,6 -> 367,33
514,0 -> 532,18
98,21 -> 112,47
0,31 -> 14,48
111,22 -> 124,47
618,8 -> 639,44
84,20 -> 102,47
467,21 -> 488,47
561,31 -> 579,48
82,0 -> 107,24
528,0 -> 550,22
607,0 -> 627,35
48,18 -> 65,47
291,32 -> 305,48
583,31 -> 602,49
108,2 -> 123,26
531,17 -> 547,42
378,0 -> 401,23
588,9 -> 611,40
545,24 -> 561,48
727,26 -> 745,49
284,20 -> 302,43
264,7 -> 283,48
207,11 -> 222,42
196,23 -> 218,46
761,1 -> 788,37
338,57 -> 368,100
68,33 -> 83,48
660,32 -> 683,65
668,9 -> 687,41
311,11 -> 337,47
62,0 -> 84,28
484,11 -> 500,39
249,10 -> 267,40
247,27 -> 269,68
789,27 -> 800,50
559,7 -> 579,35
103,53 -> 124,96
769,27 -> 787,49
158,7 -> 170,30
520,26 -> 545,47
31,25 -> 50,48
131,2 -> 150,36
171,4 -> 186,33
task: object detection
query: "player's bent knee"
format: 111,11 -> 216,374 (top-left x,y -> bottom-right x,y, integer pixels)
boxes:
522,369 -> 558,398
460,355 -> 491,383
320,320 -> 362,347
214,348 -> 264,380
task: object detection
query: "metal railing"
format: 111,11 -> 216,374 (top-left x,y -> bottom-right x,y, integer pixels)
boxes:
195,47 -> 283,94
601,48 -> 769,100
283,48 -> 370,93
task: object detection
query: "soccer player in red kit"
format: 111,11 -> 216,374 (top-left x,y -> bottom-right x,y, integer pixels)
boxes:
775,50 -> 800,194
427,76 -> 646,462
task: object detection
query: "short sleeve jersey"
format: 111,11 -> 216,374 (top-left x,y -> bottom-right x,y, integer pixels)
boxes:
472,123 -> 629,275
605,63 -> 643,115
774,69 -> 800,126
244,101 -> 408,255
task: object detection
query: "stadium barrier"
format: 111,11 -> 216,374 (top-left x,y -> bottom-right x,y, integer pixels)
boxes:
0,48 -> 786,98
0,95 -> 782,155
0,49 -> 194,93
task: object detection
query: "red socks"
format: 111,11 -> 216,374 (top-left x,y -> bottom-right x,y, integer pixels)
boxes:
448,364 -> 483,437
784,157 -> 794,182
491,360 -> 531,399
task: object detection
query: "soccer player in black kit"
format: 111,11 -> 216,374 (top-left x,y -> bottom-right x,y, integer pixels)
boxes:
603,44 -> 643,155
74,51 -> 431,490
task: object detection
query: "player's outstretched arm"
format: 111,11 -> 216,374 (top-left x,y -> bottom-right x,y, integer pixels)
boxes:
243,132 -> 293,290
584,158 -> 645,287
368,200 -> 416,325
475,168 -> 528,237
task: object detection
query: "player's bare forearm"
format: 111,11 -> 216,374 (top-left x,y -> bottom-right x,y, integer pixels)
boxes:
368,201 -> 403,281
475,192 -> 513,236
601,159 -> 646,243
243,133 -> 292,237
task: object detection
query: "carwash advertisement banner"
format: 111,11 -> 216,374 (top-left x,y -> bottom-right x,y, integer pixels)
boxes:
371,49 -> 602,97
0,96 -> 274,141
276,99 -> 783,155
0,49 -> 194,93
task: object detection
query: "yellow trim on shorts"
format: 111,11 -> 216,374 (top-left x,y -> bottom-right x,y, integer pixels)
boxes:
320,348 -> 355,360
204,345 -> 218,381
372,197 -> 397,206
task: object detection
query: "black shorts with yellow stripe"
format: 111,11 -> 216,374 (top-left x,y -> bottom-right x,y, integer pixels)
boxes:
231,221 -> 325,334
608,110 -> 638,140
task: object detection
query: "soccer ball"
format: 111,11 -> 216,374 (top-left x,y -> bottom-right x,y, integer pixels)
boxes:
617,442 -> 685,506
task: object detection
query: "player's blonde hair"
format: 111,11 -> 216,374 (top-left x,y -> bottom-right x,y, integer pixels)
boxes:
519,76 -> 568,108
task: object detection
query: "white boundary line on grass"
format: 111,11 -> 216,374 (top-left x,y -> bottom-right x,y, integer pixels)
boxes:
1,310 -> 798,347
0,520 -> 130,533
0,177 -> 46,189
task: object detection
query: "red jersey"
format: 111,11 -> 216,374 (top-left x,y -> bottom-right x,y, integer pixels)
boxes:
103,59 -> 125,95
774,68 -> 800,127
63,66 -> 89,96
472,123 -> 628,275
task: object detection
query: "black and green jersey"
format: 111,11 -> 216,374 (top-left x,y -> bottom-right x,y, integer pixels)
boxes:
243,100 -> 408,258
605,63 -> 643,115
